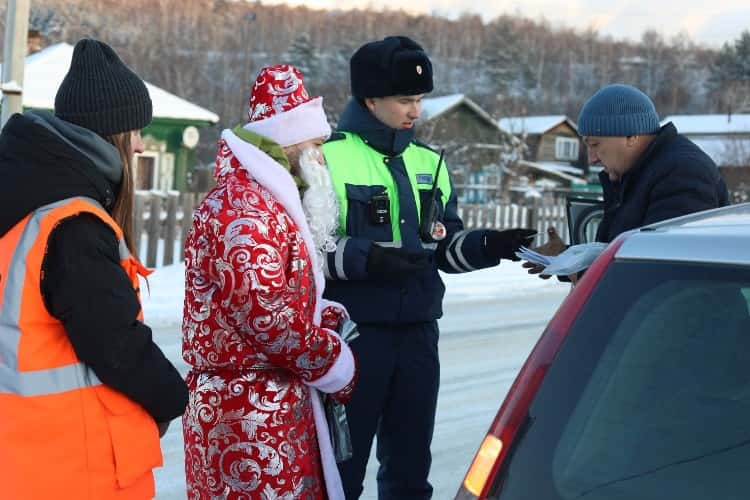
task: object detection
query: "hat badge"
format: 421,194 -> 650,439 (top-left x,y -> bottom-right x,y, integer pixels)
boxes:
416,65 -> 423,75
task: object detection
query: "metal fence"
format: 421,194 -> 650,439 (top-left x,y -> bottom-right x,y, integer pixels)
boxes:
457,197 -> 569,244
133,191 -> 570,268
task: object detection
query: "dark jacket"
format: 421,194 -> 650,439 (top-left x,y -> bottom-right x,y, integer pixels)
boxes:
322,99 -> 498,324
596,122 -> 729,243
0,110 -> 187,422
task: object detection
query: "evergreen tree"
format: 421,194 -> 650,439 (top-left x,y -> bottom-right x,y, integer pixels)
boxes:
707,30 -> 750,112
478,21 -> 537,115
285,32 -> 319,90
479,24 -> 517,97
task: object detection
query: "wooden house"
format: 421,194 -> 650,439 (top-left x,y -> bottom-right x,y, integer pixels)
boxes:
419,94 -> 520,203
498,115 -> 584,166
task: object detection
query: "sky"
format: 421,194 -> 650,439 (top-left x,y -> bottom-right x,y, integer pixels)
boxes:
255,0 -> 749,48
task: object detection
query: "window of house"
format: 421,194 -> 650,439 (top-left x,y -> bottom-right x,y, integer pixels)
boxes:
134,152 -> 159,191
555,137 -> 580,161
158,153 -> 175,192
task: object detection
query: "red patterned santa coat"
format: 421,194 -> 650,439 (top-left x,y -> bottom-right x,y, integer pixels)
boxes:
182,129 -> 354,500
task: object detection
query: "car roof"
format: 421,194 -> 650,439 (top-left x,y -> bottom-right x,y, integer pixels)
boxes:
615,202 -> 750,266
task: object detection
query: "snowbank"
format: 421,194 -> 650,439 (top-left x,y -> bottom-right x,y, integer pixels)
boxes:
141,261 -> 568,328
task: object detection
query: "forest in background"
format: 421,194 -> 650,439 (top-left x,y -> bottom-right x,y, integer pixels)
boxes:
2,0 -> 749,164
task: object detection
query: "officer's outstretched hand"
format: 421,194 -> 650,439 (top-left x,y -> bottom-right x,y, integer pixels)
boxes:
483,228 -> 537,261
366,245 -> 429,279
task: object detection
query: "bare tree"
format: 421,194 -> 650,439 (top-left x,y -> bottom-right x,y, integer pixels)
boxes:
0,0 -> 728,167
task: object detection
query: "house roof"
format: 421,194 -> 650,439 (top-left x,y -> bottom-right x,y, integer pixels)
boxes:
421,94 -> 465,119
498,115 -> 577,135
691,137 -> 750,167
516,159 -> 585,184
662,114 -> 750,135
535,161 -> 586,176
420,93 -> 501,131
1,43 -> 219,124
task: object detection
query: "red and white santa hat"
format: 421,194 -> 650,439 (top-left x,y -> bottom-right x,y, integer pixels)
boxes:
243,64 -> 331,148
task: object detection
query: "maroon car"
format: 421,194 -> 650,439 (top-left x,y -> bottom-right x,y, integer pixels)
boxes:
457,203 -> 750,500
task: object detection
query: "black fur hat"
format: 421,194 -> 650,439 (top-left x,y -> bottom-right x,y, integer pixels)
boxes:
350,36 -> 433,99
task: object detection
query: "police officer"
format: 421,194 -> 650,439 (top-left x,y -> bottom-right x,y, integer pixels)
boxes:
321,36 -> 536,499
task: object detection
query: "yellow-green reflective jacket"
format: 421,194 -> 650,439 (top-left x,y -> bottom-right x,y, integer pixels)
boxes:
321,131 -> 497,323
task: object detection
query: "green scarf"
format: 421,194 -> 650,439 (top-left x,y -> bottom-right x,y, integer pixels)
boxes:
231,125 -> 308,195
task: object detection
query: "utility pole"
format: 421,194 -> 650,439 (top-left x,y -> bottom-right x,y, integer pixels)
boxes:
1,0 -> 30,128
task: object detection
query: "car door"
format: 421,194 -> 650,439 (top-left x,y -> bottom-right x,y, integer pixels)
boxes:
565,195 -> 603,244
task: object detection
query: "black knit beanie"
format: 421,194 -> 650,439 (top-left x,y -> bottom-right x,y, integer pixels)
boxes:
350,36 -> 433,99
55,39 -> 152,137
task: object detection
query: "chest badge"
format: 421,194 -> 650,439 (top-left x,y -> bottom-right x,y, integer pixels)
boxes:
431,221 -> 447,241
416,173 -> 433,185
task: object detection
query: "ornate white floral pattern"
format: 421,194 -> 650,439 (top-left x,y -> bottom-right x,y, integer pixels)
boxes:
247,64 -> 311,122
182,139 -> 344,499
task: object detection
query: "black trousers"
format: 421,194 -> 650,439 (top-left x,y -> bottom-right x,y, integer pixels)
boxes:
338,321 -> 440,500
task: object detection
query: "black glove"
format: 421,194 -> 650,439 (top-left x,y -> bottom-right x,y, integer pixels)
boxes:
366,245 -> 429,279
483,229 -> 537,261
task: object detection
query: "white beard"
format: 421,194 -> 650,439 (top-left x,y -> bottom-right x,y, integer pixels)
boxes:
298,147 -> 339,269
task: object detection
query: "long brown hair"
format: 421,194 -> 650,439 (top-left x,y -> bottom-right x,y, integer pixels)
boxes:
107,132 -> 135,254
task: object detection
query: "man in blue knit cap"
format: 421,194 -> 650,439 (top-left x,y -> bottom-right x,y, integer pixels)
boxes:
579,83 -> 728,242
531,84 -> 728,260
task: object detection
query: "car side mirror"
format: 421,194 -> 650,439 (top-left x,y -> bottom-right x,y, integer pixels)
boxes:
566,196 -> 604,245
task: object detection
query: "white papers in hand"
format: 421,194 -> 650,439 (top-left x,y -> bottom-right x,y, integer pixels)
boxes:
540,242 -> 609,275
515,246 -> 552,266
516,243 -> 609,275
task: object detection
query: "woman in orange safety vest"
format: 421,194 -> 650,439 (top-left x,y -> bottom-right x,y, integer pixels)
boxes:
0,39 -> 188,499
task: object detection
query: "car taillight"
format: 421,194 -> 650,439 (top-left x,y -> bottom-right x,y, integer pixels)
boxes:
456,235 -> 627,500
462,434 -> 503,496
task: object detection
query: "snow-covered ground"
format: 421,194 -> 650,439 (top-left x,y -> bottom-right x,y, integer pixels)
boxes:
141,260 -> 567,327
142,261 -> 570,499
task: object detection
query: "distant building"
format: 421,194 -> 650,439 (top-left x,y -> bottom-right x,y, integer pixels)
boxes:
419,94 -> 519,203
663,114 -> 750,196
498,115 -> 583,166
498,115 -> 587,198
0,43 -> 220,192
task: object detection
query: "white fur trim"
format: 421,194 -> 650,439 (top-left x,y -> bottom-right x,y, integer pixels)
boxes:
242,97 -> 332,148
222,129 -> 325,323
223,129 -> 347,499
307,330 -> 355,393
310,388 -> 345,499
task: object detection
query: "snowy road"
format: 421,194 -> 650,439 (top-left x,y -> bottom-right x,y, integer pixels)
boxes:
148,271 -> 568,499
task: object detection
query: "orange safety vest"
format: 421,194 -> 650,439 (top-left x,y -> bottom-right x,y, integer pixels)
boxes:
0,197 -> 162,499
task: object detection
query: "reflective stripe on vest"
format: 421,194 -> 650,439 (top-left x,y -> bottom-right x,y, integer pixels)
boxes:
0,196 -> 133,396
374,240 -> 438,250
322,132 -> 453,246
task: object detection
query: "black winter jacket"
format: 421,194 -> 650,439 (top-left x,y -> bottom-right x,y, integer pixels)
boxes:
596,122 -> 729,243
0,111 -> 187,422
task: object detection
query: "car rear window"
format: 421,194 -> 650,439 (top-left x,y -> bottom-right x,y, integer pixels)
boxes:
492,261 -> 750,500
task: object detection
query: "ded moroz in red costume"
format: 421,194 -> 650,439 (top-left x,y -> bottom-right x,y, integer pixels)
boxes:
182,65 -> 355,500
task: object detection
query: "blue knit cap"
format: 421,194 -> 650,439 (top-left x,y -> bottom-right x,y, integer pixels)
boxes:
577,84 -> 660,137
